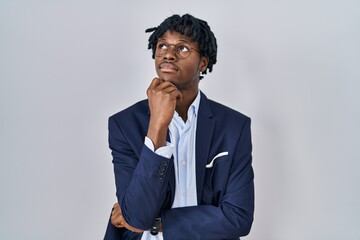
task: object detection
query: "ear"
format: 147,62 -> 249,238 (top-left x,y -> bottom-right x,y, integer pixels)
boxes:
199,56 -> 209,72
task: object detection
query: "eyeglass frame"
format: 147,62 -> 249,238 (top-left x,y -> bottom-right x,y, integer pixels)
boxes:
154,41 -> 201,59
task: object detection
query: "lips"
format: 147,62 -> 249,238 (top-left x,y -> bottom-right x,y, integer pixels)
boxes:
159,62 -> 179,73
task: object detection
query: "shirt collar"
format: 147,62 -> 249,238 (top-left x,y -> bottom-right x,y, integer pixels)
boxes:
190,90 -> 201,118
173,90 -> 201,123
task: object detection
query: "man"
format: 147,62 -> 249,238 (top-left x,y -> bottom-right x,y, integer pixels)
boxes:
104,14 -> 254,240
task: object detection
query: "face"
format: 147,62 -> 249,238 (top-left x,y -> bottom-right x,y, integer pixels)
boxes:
155,30 -> 208,91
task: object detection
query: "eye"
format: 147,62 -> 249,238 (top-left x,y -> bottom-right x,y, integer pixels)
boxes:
157,43 -> 168,50
177,45 -> 190,52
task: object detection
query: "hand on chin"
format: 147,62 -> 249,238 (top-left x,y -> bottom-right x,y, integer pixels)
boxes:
158,74 -> 178,88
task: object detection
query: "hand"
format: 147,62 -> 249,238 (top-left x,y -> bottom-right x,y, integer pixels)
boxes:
147,78 -> 182,127
146,78 -> 182,149
111,203 -> 144,233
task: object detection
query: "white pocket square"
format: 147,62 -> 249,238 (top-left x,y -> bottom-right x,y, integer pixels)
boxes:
206,151 -> 229,168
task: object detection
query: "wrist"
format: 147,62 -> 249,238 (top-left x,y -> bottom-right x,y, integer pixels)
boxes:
159,222 -> 163,232
147,120 -> 168,150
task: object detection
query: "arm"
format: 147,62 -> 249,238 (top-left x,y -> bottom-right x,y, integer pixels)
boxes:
109,116 -> 172,230
110,78 -> 182,230
161,118 -> 254,239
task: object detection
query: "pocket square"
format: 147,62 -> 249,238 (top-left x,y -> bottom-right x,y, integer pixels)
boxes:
206,151 -> 229,168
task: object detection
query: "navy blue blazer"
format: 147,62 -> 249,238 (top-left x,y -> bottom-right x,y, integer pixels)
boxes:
104,92 -> 254,240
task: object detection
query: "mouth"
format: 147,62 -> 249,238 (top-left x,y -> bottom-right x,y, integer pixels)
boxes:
158,62 -> 179,73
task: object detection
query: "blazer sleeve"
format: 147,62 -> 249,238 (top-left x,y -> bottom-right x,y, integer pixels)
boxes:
162,118 -> 254,239
108,116 -> 173,230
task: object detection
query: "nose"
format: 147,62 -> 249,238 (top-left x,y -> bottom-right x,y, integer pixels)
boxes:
163,45 -> 177,61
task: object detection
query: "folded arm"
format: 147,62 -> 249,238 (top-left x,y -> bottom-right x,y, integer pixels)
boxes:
161,118 -> 254,239
109,116 -> 173,230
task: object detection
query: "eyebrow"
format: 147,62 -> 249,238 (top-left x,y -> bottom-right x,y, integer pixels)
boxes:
158,38 -> 192,44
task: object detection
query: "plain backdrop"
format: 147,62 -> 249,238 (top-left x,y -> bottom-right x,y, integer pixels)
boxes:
1,0 -> 359,239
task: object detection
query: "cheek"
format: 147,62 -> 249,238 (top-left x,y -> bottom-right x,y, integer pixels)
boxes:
183,61 -> 200,76
154,58 -> 162,76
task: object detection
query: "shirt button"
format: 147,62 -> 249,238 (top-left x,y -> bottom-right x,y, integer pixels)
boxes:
181,160 -> 186,166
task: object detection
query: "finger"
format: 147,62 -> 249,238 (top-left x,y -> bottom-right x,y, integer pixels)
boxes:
112,204 -> 119,214
112,209 -> 120,218
111,204 -> 143,232
161,86 -> 181,97
111,206 -> 121,221
111,212 -> 124,228
170,89 -> 182,102
160,85 -> 179,94
114,203 -> 120,210
113,219 -> 125,228
148,78 -> 162,90
112,203 -> 119,211
111,207 -> 120,220
148,83 -> 178,99
111,214 -> 119,227
176,90 -> 183,102
155,80 -> 180,91
147,78 -> 162,97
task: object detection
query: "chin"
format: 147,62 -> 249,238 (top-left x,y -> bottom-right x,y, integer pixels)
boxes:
166,79 -> 179,88
158,74 -> 177,83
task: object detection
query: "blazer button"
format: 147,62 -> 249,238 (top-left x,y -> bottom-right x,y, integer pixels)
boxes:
157,173 -> 164,180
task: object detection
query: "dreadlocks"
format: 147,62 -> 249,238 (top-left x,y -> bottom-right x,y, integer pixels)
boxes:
145,14 -> 217,79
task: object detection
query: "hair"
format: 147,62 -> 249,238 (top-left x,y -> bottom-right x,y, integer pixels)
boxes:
145,14 -> 217,79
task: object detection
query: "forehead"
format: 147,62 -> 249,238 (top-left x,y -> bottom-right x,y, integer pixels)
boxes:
158,30 -> 197,45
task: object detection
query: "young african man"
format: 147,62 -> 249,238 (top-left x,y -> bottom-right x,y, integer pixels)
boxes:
104,14 -> 254,240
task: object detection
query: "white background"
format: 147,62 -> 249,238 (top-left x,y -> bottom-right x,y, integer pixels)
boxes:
1,0 -> 359,239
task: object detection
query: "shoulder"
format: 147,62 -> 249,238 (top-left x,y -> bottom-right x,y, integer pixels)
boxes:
108,99 -> 149,141
109,99 -> 149,122
109,100 -> 150,128
209,99 -> 249,120
210,99 -> 251,134
201,93 -> 250,126
202,95 -> 252,152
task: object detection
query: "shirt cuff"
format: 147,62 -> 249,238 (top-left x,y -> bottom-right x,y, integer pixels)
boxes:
144,136 -> 173,159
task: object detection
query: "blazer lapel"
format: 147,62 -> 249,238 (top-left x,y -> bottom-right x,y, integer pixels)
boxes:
196,92 -> 215,203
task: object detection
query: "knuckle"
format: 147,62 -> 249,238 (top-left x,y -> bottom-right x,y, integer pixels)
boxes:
164,93 -> 171,99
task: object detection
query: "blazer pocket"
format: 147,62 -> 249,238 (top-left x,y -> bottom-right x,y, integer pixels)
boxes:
206,151 -> 228,168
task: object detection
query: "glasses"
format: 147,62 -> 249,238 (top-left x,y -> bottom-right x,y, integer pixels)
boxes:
155,42 -> 200,59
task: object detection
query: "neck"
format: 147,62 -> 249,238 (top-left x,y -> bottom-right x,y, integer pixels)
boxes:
176,89 -> 199,122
